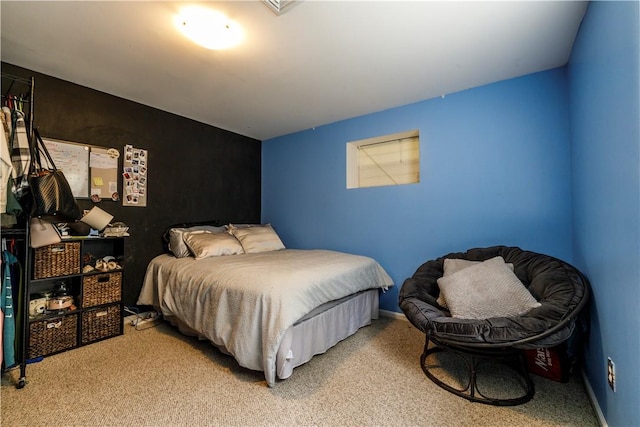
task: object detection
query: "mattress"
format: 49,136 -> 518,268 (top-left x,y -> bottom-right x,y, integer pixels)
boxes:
166,289 -> 379,380
137,249 -> 393,385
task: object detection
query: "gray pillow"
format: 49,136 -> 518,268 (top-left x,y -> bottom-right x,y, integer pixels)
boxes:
183,230 -> 244,259
436,256 -> 540,319
437,258 -> 514,308
168,225 -> 227,258
228,223 -> 285,253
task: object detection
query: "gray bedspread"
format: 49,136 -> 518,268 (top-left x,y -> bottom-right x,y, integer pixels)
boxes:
137,249 -> 393,386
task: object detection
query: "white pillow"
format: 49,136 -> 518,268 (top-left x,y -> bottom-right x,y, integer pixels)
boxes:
168,225 -> 227,258
437,258 -> 514,308
229,224 -> 285,254
436,256 -> 540,320
183,230 -> 244,260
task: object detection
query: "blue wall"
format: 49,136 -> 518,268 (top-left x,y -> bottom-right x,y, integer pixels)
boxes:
262,69 -> 574,313
568,1 -> 640,426
262,3 -> 639,424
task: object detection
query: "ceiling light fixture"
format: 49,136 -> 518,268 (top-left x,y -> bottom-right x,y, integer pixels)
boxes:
175,6 -> 243,50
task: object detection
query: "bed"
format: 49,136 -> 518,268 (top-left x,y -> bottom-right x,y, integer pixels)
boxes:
137,222 -> 393,386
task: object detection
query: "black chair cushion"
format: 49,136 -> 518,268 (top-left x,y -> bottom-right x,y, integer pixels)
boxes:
398,246 -> 588,348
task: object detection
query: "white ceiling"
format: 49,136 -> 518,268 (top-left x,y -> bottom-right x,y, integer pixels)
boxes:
1,1 -> 588,141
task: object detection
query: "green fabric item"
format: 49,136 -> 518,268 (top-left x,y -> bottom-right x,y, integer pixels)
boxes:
5,176 -> 23,216
2,249 -> 17,367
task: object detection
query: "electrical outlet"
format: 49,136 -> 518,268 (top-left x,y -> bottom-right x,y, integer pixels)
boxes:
607,357 -> 616,392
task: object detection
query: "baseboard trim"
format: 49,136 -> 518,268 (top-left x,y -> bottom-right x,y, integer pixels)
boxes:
379,309 -> 408,321
582,369 -> 607,427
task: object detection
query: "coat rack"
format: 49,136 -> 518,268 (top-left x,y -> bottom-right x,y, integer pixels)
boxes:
1,72 -> 35,389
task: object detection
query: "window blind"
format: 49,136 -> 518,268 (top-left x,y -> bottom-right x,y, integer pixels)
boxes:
357,135 -> 419,188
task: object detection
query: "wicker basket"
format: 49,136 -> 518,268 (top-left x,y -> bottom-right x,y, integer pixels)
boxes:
81,304 -> 121,344
28,315 -> 78,358
82,273 -> 122,308
33,241 -> 81,279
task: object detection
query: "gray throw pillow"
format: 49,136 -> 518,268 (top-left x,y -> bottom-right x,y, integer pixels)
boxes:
229,223 -> 285,253
437,258 -> 513,308
436,256 -> 540,319
183,230 -> 244,259
168,225 -> 227,258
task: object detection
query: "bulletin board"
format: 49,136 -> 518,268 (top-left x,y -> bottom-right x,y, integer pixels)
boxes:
89,147 -> 119,201
42,138 -> 120,200
41,138 -> 90,198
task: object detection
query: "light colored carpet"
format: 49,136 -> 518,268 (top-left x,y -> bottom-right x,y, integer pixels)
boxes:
1,317 -> 598,426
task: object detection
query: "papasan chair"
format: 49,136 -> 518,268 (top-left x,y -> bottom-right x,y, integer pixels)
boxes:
399,246 -> 590,406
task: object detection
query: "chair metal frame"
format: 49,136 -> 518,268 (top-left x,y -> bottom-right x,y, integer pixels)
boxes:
421,334 -> 535,406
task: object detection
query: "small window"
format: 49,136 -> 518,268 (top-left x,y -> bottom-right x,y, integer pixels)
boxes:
346,130 -> 420,189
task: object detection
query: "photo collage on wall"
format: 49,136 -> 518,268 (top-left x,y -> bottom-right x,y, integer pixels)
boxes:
122,145 -> 148,207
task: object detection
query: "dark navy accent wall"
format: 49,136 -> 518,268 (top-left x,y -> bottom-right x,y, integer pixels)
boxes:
2,63 -> 262,306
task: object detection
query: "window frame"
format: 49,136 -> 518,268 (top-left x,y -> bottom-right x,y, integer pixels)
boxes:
346,129 -> 420,189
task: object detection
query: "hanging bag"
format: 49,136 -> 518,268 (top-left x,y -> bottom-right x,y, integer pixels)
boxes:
28,128 -> 81,221
29,217 -> 62,248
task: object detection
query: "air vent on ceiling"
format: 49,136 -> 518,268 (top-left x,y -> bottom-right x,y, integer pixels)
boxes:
262,0 -> 297,15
